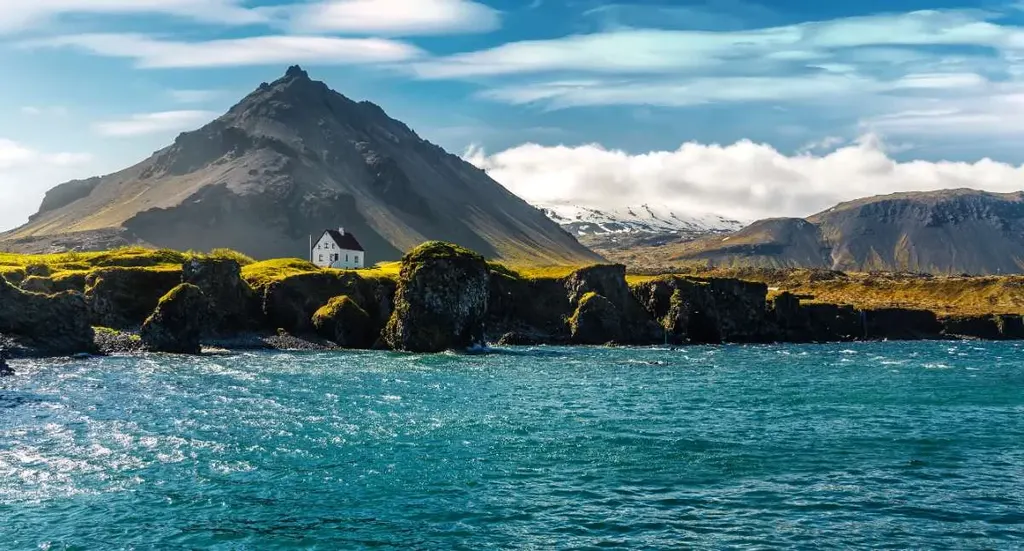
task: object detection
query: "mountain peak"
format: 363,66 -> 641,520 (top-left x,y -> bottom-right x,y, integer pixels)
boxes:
284,65 -> 310,80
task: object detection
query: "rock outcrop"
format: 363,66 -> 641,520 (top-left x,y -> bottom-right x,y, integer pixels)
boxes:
0,350 -> 12,376
85,267 -> 182,329
569,292 -> 622,344
260,271 -> 394,336
182,257 -> 261,335
631,276 -> 772,344
384,242 -> 489,352
140,283 -> 208,354
0,277 -> 95,355
312,295 -> 373,348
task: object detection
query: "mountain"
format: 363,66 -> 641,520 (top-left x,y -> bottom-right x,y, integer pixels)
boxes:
537,202 -> 745,251
1,66 -> 601,265
644,189 -> 1024,275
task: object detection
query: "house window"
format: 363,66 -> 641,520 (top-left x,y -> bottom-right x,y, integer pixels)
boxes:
318,254 -> 323,262
346,254 -> 349,262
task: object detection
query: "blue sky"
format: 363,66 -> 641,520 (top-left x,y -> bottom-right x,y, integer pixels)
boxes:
5,0 -> 1024,228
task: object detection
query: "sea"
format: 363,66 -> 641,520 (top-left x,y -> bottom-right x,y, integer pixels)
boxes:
1,342 -> 1023,550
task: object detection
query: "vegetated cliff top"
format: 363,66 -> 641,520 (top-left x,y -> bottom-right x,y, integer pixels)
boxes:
2,65 -> 601,266
614,188 -> 1024,276
5,242 -> 1024,319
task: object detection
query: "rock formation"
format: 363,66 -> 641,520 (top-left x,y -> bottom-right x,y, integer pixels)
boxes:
140,283 -> 208,354
384,242 -> 490,352
312,296 -> 373,348
85,267 -> 182,329
0,277 -> 95,355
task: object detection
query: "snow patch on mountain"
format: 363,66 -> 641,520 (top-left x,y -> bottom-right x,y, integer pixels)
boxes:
537,203 -> 746,239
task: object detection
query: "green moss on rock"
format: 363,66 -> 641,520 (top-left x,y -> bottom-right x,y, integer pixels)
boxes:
568,292 -> 622,345
385,241 -> 490,352
84,266 -> 183,329
312,295 -> 373,348
140,283 -> 208,354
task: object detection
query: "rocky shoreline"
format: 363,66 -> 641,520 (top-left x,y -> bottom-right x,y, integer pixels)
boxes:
1,241 -> 1021,361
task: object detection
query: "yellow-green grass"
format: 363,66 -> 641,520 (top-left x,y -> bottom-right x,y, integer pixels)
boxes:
627,266 -> 1024,317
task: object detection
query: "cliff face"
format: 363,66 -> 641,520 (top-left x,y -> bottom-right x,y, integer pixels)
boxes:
654,189 -> 1024,275
2,66 -> 600,266
2,242 -> 1024,357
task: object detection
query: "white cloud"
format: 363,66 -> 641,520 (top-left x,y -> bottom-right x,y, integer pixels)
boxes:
26,33 -> 424,69
20,106 -> 68,116
0,138 -> 94,231
414,11 -> 1023,79
464,136 -> 1024,221
286,0 -> 500,35
93,110 -> 217,137
168,89 -> 223,104
0,0 -> 266,33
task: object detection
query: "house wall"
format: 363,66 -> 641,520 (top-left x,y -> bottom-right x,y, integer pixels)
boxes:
311,234 -> 365,269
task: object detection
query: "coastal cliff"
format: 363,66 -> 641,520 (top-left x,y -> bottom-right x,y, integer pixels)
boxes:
0,242 -> 1021,357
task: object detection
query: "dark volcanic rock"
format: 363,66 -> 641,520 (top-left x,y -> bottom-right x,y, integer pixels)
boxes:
140,283 -> 208,354
996,314 -> 1024,339
770,292 -> 863,342
85,267 -> 182,329
312,295 -> 373,348
631,276 -> 771,344
941,315 -> 1003,340
385,242 -> 489,352
863,308 -> 942,340
0,277 -> 95,355
94,328 -> 145,355
20,276 -> 55,295
486,271 -> 572,344
182,257 -> 261,335
565,265 -> 662,344
261,271 -> 394,336
568,292 -> 622,345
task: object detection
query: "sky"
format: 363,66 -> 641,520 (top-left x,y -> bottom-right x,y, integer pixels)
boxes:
6,0 -> 1024,229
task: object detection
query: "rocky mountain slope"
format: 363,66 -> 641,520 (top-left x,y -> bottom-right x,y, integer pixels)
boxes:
1,66 -> 601,265
537,202 -> 744,250
642,189 -> 1024,275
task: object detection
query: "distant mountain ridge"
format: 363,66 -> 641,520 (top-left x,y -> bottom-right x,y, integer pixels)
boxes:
1,66 -> 601,265
640,189 -> 1024,275
537,202 -> 745,252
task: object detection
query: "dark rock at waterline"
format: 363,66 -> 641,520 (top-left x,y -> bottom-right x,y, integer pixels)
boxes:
262,271 -> 394,336
140,283 -> 208,354
312,295 -> 374,349
863,308 -> 942,340
631,276 -> 770,344
0,277 -> 95,356
941,315 -> 1003,340
385,242 -> 490,352
569,292 -> 622,345
0,354 -> 12,376
93,328 -> 146,355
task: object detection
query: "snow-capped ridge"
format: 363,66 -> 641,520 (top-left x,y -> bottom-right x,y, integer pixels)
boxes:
536,202 -> 746,238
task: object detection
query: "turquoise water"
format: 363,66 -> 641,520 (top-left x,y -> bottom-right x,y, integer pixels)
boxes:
2,343 -> 1023,549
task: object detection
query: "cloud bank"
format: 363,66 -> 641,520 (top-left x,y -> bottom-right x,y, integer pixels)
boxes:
93,111 -> 218,137
0,139 -> 94,231
464,136 -> 1024,221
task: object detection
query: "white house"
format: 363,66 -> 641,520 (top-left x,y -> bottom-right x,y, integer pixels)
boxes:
311,227 -> 365,269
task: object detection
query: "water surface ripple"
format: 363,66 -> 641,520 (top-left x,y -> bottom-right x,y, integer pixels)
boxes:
2,342 -> 1023,549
